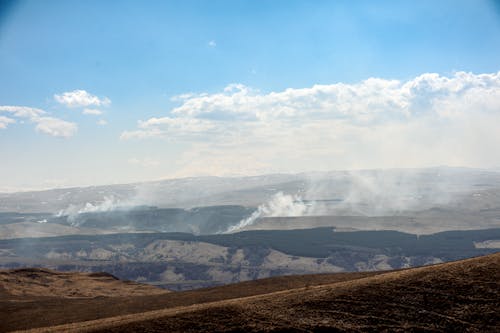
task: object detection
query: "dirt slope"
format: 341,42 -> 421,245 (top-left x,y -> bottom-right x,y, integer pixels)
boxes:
7,252 -> 499,333
0,268 -> 168,298
0,270 -> 380,332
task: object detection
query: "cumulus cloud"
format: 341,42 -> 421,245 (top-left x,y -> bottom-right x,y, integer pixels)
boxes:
82,108 -> 103,115
0,116 -> 16,129
34,117 -> 77,138
97,119 -> 108,126
122,71 -> 500,175
0,105 -> 45,118
54,90 -> 111,108
167,72 -> 500,122
0,105 -> 77,137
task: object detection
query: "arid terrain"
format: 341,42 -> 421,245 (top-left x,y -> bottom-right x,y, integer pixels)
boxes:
1,169 -> 499,290
3,1 -> 500,331
1,252 -> 498,332
0,268 -> 168,298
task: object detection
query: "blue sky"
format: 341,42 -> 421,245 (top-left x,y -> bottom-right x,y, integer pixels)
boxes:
1,0 -> 500,190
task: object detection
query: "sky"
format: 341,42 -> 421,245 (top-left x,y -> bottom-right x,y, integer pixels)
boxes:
1,0 -> 500,191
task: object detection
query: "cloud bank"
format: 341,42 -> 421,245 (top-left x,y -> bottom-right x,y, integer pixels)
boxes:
122,71 -> 500,175
0,106 -> 77,138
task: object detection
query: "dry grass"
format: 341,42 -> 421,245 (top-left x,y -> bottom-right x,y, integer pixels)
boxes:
0,268 -> 168,298
0,270 -> 381,332
2,253 -> 499,332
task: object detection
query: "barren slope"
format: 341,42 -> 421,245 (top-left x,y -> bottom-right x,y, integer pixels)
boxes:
7,252 -> 499,333
0,268 -> 169,298
0,270 -> 380,332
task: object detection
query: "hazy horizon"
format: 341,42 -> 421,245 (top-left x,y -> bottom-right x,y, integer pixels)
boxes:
1,165 -> 500,194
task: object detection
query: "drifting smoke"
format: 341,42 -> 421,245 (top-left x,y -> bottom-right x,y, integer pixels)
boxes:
336,169 -> 457,215
298,168 -> 463,216
224,167 -> 479,233
56,196 -> 127,225
225,192 -> 315,233
48,167 -> 489,233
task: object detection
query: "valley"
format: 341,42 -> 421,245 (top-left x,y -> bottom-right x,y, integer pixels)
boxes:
0,227 -> 498,290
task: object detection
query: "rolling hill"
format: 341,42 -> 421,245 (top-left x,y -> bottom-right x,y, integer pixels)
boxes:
1,252 -> 498,332
1,228 -> 498,291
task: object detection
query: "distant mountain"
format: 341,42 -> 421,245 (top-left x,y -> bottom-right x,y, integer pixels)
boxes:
0,174 -> 303,213
2,167 -> 500,215
1,167 -> 500,237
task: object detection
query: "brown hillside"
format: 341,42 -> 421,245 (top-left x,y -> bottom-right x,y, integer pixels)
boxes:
0,270 -> 381,332
5,252 -> 499,332
0,268 -> 169,298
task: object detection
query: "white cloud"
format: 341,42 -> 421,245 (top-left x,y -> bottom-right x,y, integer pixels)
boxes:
54,90 -> 111,108
121,117 -> 216,140
208,40 -> 216,47
34,117 -> 78,138
128,157 -> 160,167
0,105 -> 45,118
0,105 -> 77,137
97,119 -> 108,126
165,71 -> 500,123
83,108 -> 103,115
122,71 -> 500,175
0,116 -> 16,129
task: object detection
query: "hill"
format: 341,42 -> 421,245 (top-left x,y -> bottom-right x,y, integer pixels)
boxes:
2,252 -> 499,332
1,228 -> 498,290
0,268 -> 168,299
0,270 -> 380,332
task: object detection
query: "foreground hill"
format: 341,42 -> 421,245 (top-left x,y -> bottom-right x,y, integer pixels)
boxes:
0,268 -> 168,298
0,270 -> 380,332
3,252 -> 499,332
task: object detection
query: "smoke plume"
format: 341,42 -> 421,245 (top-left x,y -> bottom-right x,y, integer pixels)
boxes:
56,196 -> 127,225
225,192 -> 315,233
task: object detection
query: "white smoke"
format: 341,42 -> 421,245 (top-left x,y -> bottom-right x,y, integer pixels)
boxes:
332,169 -> 460,215
296,168 -> 465,217
225,192 -> 315,233
224,168 -> 478,234
56,195 -> 126,225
